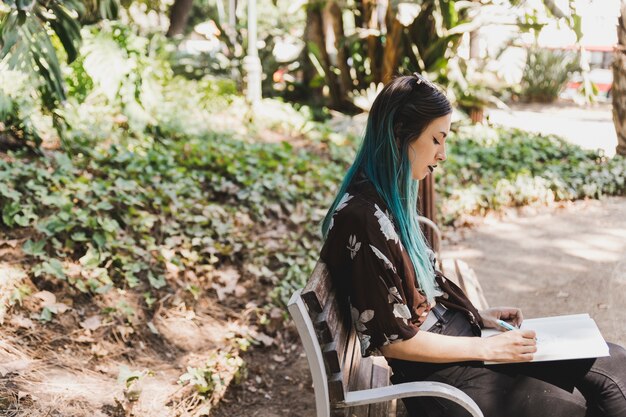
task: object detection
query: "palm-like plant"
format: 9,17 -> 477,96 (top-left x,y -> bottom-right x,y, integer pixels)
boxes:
301,0 -> 571,111
0,0 -> 118,110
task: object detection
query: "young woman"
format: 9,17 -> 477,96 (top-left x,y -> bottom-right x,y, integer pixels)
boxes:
319,74 -> 626,417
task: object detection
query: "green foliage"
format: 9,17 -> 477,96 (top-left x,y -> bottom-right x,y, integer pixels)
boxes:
0,0 -> 119,111
178,352 -> 244,397
0,68 -> 53,147
520,46 -> 580,102
0,122 -> 348,305
5,110 -> 625,309
437,124 -> 626,224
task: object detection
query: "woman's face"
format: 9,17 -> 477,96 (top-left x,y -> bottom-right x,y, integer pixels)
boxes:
407,113 -> 451,181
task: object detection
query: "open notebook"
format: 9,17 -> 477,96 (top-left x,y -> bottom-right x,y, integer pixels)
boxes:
481,313 -> 610,364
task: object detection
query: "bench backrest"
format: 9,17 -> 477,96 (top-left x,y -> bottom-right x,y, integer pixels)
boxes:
288,261 -> 364,416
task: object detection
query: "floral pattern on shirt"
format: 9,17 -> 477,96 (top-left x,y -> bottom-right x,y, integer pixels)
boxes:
347,235 -> 361,259
320,173 -> 484,357
374,204 -> 401,248
369,244 -> 397,273
351,306 -> 375,355
328,192 -> 353,231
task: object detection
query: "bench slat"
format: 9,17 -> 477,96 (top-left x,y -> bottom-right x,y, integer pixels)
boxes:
344,331 -> 362,395
441,258 -> 462,290
322,309 -> 352,374
455,259 -> 489,310
346,356 -> 375,416
329,329 -> 359,405
302,262 -> 332,315
369,358 -> 391,417
315,290 -> 348,345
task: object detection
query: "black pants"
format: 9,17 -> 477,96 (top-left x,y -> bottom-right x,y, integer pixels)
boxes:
388,309 -> 626,417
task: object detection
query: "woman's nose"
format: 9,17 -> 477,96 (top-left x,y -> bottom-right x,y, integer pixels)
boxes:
437,148 -> 447,162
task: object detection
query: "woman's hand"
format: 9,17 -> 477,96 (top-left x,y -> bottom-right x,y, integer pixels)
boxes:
480,329 -> 537,362
479,307 -> 523,329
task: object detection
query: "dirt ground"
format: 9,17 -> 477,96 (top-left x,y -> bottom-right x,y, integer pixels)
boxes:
212,196 -> 626,417
444,196 -> 626,347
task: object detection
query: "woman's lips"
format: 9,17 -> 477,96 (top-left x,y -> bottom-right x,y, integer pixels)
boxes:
428,165 -> 437,173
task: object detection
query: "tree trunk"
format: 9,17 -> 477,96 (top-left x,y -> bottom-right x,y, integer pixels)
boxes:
305,5 -> 343,109
381,4 -> 403,84
166,0 -> 194,37
418,175 -> 437,250
470,107 -> 484,124
300,8 -> 321,104
324,1 -> 353,99
362,0 -> 382,84
614,1 -> 626,156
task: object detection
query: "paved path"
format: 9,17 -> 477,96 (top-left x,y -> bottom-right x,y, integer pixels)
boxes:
487,102 -> 618,157
443,197 -> 626,346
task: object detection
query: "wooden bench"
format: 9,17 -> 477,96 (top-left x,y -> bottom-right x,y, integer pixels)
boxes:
288,256 -> 488,417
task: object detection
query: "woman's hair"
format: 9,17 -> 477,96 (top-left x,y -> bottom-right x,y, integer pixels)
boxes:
321,74 -> 452,302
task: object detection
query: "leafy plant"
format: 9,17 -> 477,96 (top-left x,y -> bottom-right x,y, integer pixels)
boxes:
520,46 -> 581,102
437,123 -> 626,225
0,0 -> 118,110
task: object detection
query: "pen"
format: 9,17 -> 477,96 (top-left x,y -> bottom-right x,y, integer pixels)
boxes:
497,319 -> 539,342
496,319 -> 517,331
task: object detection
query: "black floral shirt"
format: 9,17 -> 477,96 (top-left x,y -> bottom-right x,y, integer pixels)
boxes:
320,173 -> 483,357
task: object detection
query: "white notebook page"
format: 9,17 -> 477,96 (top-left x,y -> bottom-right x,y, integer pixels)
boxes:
482,314 -> 609,364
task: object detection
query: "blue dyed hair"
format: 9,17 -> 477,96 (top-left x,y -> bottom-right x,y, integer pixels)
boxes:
322,74 -> 452,302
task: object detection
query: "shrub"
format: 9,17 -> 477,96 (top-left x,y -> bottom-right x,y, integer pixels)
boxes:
520,46 -> 580,102
437,124 -> 626,224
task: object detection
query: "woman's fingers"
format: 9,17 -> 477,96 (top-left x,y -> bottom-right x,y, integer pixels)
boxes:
513,309 -> 523,327
501,307 -> 523,326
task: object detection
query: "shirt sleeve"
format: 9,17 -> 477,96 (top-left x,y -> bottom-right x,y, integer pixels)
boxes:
337,205 -> 421,357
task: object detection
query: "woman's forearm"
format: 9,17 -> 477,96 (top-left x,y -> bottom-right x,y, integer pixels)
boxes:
380,331 -> 486,362
380,329 -> 537,363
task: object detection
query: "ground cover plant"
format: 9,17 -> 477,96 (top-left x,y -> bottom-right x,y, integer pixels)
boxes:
439,124 -> 626,225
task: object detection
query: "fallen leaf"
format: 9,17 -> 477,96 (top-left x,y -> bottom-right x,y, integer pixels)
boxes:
75,335 -> 95,343
165,261 -> 180,275
147,321 -> 159,335
10,315 -> 34,329
253,332 -> 275,347
269,307 -> 283,319
271,354 -> 285,363
234,285 -> 247,297
48,303 -> 70,314
0,359 -> 31,377
80,315 -> 102,331
91,343 -> 109,357
0,239 -> 19,248
33,291 -> 55,306
33,291 -> 70,314
212,268 -> 240,301
116,325 -> 134,342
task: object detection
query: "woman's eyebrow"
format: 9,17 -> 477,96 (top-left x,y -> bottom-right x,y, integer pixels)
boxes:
439,131 -> 448,138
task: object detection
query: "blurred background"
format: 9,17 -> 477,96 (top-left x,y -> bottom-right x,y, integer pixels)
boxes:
1,0 -> 625,416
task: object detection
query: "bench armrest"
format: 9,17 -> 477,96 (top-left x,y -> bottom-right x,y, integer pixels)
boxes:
418,215 -> 442,257
343,381 -> 483,417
